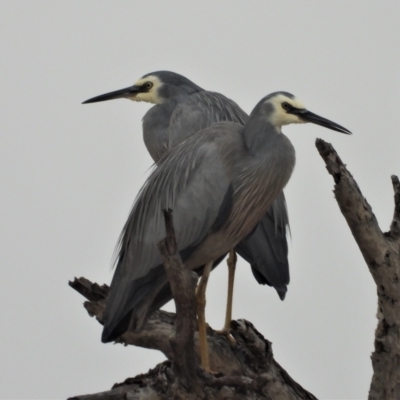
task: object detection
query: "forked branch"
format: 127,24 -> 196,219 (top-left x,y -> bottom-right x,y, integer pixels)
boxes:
316,138 -> 400,400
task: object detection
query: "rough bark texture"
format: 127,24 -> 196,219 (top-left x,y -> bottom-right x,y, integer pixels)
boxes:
68,212 -> 317,399
156,210 -> 199,389
316,138 -> 400,400
69,276 -> 317,400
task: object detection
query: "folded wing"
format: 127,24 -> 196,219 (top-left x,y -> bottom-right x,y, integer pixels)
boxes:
102,123 -> 241,341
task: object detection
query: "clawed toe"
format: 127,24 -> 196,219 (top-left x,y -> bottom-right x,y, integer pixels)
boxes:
216,327 -> 236,345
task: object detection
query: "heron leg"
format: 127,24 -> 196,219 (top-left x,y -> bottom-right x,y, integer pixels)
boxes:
195,261 -> 213,372
216,249 -> 237,344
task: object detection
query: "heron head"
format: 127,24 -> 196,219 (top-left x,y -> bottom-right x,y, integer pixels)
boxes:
82,71 -> 202,106
263,92 -> 351,134
82,74 -> 163,105
129,75 -> 164,104
265,93 -> 306,127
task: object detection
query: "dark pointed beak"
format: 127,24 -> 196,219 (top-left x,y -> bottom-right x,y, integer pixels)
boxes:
293,109 -> 352,135
82,85 -> 141,104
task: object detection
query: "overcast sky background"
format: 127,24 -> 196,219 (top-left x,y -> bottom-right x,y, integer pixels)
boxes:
1,2 -> 399,399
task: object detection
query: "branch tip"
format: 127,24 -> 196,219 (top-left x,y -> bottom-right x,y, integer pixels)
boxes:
391,175 -> 400,191
162,208 -> 174,230
390,175 -> 400,237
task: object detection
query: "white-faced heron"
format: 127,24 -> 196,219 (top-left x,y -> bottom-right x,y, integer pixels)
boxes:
83,71 -> 291,336
85,89 -> 351,370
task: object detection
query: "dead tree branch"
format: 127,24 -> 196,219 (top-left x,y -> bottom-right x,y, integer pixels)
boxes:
68,210 -> 317,399
316,138 -> 400,400
156,209 -> 199,389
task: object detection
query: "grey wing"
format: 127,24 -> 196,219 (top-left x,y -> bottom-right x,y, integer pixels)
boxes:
102,126 -> 235,341
168,91 -> 248,149
168,92 -> 291,300
235,192 -> 290,300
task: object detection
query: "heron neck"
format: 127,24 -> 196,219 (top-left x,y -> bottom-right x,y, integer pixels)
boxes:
143,100 -> 179,161
243,116 -> 281,154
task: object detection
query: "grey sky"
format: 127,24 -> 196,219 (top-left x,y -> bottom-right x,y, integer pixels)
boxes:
0,1 -> 399,399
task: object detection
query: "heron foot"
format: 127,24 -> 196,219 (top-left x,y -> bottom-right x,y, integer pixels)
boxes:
201,367 -> 222,377
215,326 -> 236,346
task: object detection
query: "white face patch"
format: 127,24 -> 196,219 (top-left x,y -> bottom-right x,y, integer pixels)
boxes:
266,94 -> 306,127
130,75 -> 163,104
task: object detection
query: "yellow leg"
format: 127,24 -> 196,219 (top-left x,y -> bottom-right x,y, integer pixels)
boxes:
216,249 -> 237,344
223,249 -> 237,332
195,261 -> 213,371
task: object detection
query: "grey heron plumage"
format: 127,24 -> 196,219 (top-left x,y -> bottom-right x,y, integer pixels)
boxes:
85,86 -> 350,344
83,71 -> 290,311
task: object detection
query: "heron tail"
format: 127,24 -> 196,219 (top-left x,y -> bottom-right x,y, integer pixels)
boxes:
101,264 -> 168,343
101,257 -> 225,343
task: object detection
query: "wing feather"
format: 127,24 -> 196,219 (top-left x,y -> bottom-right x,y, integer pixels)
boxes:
168,91 -> 248,149
103,124 -> 239,337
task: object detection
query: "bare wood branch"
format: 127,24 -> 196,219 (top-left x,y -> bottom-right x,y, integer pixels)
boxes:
70,276 -> 317,399
390,175 -> 400,238
156,209 -> 199,389
315,138 -> 386,272
316,138 -> 400,400
67,384 -> 162,400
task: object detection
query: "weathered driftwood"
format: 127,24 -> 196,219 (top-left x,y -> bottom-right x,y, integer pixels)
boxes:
316,138 -> 400,400
68,210 -> 317,399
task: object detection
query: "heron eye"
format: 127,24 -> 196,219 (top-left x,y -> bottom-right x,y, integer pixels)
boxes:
145,82 -> 153,90
282,102 -> 291,111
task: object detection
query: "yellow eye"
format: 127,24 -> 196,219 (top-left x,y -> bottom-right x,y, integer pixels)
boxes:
145,82 -> 153,90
